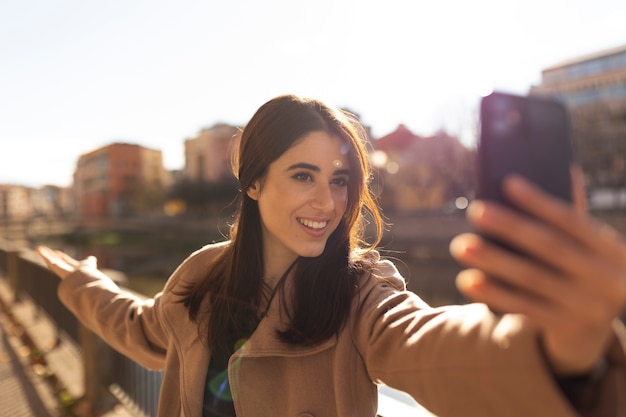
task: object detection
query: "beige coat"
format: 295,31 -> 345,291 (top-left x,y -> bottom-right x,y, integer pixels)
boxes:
58,242 -> 626,417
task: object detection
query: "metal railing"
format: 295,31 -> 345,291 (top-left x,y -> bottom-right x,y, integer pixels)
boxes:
110,355 -> 163,417
0,240 -> 161,416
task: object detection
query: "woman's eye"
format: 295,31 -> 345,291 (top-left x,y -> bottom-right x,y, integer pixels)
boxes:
293,172 -> 313,182
332,177 -> 349,187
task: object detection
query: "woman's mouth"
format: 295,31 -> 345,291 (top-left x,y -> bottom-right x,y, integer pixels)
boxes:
297,218 -> 328,230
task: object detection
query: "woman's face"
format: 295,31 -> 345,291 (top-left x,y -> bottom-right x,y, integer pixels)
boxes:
247,131 -> 350,275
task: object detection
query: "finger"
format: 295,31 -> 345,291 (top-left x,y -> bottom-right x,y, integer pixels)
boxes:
456,268 -> 557,323
35,246 -> 75,279
464,202 -> 626,317
455,267 -> 609,340
465,201 -> 584,273
84,255 -> 97,268
36,246 -> 60,266
450,233 -> 589,313
36,245 -> 52,259
504,176 -> 626,264
475,183 -> 626,272
502,175 -> 583,240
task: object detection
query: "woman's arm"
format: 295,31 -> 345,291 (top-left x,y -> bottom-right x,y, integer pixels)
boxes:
37,246 -> 169,370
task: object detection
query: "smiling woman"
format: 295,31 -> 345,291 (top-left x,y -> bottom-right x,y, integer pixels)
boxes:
246,131 -> 351,270
36,94 -> 626,417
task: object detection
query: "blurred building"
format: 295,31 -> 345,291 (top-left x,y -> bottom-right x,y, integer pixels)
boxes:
0,184 -> 32,221
184,123 -> 239,183
74,143 -> 169,222
530,44 -> 626,196
33,185 -> 75,218
372,125 -> 475,212
0,184 -> 74,222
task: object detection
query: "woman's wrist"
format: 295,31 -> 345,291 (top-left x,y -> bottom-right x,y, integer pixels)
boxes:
555,357 -> 608,411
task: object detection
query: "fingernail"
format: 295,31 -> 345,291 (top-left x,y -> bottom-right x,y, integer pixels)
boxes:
449,234 -> 480,261
456,270 -> 481,292
449,235 -> 464,258
466,200 -> 486,221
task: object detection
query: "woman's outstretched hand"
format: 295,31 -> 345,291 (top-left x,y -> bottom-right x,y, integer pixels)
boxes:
450,168 -> 626,377
36,246 -> 97,280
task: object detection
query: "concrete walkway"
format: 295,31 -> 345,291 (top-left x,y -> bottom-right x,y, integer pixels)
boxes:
0,318 -> 55,417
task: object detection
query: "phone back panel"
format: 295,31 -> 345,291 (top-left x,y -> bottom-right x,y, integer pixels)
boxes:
477,92 -> 573,206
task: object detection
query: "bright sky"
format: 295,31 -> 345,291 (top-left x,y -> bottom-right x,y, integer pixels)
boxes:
1,0 -> 624,188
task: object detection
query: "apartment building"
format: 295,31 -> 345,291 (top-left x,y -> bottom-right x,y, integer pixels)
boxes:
0,184 -> 32,221
0,183 -> 75,224
530,44 -> 626,192
184,123 -> 239,183
74,143 -> 168,221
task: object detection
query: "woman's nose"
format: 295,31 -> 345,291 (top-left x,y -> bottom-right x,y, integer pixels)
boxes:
310,183 -> 335,211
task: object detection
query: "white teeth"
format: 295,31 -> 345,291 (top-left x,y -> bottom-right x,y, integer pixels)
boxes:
298,218 -> 327,229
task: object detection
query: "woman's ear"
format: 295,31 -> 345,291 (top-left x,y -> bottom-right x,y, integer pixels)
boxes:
246,180 -> 261,200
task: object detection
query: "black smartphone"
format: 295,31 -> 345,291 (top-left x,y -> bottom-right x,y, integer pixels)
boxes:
476,91 -> 574,254
477,91 -> 573,207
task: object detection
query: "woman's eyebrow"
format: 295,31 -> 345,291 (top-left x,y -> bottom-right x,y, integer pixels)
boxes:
285,163 -> 350,176
286,162 -> 319,172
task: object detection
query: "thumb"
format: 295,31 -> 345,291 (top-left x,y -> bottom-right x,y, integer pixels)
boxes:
81,255 -> 98,269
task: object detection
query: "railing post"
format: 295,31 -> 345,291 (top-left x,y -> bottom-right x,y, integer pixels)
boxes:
79,325 -> 118,417
6,244 -> 20,303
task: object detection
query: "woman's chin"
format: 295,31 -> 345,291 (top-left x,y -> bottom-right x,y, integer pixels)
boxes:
296,246 -> 326,259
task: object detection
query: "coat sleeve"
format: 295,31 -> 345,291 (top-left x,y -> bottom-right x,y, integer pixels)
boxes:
352,259 -> 626,417
58,265 -> 169,370
57,242 -> 226,371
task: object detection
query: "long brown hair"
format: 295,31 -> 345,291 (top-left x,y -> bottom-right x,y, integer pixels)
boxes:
182,94 -> 384,351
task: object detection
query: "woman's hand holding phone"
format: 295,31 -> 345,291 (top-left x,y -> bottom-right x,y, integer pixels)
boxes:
450,168 -> 626,376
